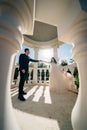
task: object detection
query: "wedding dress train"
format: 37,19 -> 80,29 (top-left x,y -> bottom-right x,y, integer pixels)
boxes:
49,63 -> 74,93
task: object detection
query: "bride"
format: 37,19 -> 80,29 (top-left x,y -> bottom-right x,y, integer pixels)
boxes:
42,57 -> 74,93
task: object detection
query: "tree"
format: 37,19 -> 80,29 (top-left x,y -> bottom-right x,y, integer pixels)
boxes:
73,67 -> 79,89
73,67 -> 78,77
69,59 -> 75,64
38,63 -> 47,68
29,63 -> 34,68
61,60 -> 68,66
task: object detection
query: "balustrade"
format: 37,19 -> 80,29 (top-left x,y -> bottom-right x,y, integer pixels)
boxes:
12,63 -> 76,87
12,66 -> 50,86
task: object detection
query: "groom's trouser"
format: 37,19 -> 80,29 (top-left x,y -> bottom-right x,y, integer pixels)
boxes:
18,71 -> 27,97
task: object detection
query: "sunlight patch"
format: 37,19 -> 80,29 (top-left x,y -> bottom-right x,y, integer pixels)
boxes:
44,86 -> 52,104
32,86 -> 44,102
24,85 -> 38,99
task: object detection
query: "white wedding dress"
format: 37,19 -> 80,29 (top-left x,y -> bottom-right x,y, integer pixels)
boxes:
49,63 -> 74,93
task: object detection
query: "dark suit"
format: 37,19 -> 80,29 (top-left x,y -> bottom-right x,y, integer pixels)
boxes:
18,53 -> 39,97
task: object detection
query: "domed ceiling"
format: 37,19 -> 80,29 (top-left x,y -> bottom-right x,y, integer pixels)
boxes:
24,21 -> 58,42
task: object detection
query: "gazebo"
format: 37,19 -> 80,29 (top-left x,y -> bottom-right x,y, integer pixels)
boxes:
0,0 -> 87,130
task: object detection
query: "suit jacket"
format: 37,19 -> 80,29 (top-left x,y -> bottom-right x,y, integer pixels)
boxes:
19,53 -> 39,72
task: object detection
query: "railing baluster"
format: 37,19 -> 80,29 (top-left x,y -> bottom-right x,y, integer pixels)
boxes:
44,68 -> 46,84
40,69 -> 42,83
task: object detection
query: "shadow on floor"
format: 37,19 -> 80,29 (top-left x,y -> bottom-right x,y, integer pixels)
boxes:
11,85 -> 77,130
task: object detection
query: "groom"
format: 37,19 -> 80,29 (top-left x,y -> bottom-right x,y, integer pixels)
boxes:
18,48 -> 40,101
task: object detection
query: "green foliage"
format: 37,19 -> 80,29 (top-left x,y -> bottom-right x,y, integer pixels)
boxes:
73,67 -> 78,77
46,70 -> 50,77
61,60 -> 68,66
69,59 -> 75,64
29,63 -> 34,68
74,75 -> 79,89
73,67 -> 79,89
38,63 -> 47,68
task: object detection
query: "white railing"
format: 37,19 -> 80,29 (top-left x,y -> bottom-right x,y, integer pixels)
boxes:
12,66 -> 50,86
12,63 -> 77,87
26,67 -> 50,85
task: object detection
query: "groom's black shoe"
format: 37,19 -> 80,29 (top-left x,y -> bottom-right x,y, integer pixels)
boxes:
22,91 -> 27,95
18,95 -> 26,101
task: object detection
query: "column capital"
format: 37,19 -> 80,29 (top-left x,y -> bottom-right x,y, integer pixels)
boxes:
0,0 -> 34,34
0,21 -> 23,52
72,30 -> 87,61
69,16 -> 87,44
70,17 -> 87,61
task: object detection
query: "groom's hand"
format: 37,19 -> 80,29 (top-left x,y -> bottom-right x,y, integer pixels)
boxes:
21,69 -> 26,73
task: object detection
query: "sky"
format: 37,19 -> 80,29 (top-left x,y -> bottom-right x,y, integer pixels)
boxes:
58,43 -> 73,63
16,43 -> 73,64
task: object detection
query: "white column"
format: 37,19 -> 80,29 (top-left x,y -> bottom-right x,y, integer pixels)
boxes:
71,22 -> 87,130
53,45 -> 58,62
0,1 -> 34,130
33,47 -> 39,83
0,2 -> 27,130
0,24 -> 22,130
